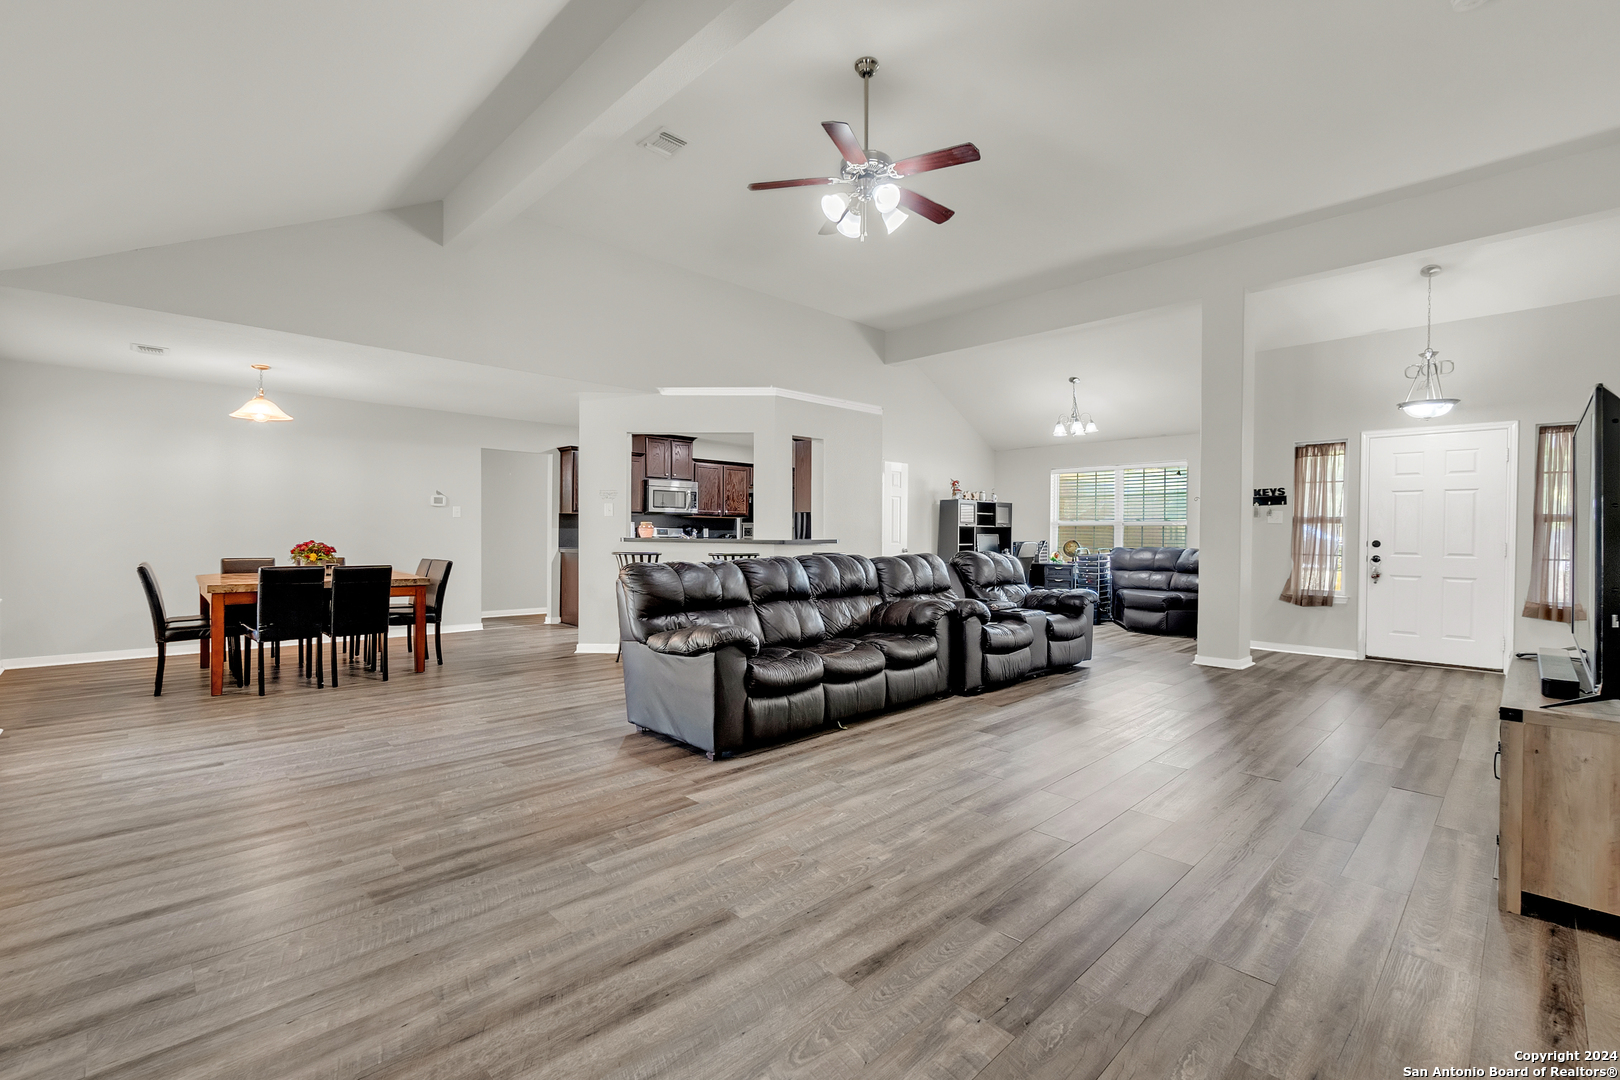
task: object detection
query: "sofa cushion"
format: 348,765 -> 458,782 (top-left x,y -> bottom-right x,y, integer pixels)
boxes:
951,551 -> 1035,608
1044,612 -> 1090,641
619,561 -> 758,640
1113,569 -> 1173,591
740,557 -> 826,647
803,638 -> 886,683
982,619 -> 1034,654
873,552 -> 953,600
1111,547 -> 1184,573
647,624 -> 761,657
1117,588 -> 1197,612
860,632 -> 939,669
799,554 -> 883,636
746,647 -> 824,695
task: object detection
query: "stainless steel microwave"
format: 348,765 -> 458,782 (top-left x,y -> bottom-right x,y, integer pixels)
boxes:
645,478 -> 699,513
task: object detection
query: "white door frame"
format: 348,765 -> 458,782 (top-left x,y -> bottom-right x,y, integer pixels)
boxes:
1356,419 -> 1518,672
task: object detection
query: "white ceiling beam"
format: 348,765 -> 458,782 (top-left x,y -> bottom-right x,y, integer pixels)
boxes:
442,0 -> 791,247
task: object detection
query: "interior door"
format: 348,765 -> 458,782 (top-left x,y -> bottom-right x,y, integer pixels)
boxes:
882,461 -> 909,556
1364,425 -> 1512,669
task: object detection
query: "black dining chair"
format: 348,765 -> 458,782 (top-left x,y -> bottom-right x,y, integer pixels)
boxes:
137,563 -> 210,696
221,558 -> 276,669
708,552 -> 758,562
389,559 -> 452,665
246,566 -> 328,695
328,565 -> 393,686
614,551 -> 661,568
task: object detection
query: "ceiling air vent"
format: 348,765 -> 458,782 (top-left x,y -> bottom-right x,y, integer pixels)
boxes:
130,342 -> 168,356
637,129 -> 687,159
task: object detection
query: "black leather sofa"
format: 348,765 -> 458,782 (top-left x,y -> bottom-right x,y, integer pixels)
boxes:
872,553 -> 1035,693
616,554 -> 950,758
948,551 -> 1098,674
1109,547 -> 1199,635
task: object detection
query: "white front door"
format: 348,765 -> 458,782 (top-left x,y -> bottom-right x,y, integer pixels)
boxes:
1364,424 -> 1513,669
882,461 -> 909,556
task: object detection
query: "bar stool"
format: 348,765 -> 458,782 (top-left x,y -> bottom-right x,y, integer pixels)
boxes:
613,552 -> 660,661
708,552 -> 759,561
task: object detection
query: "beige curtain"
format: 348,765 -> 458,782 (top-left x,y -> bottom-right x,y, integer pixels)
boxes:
1280,442 -> 1346,607
1523,424 -> 1576,622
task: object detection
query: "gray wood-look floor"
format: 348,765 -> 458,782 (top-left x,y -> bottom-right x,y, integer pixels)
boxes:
0,621 -> 1606,1079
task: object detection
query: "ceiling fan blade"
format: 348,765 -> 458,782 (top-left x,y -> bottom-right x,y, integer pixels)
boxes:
748,176 -> 839,190
892,142 -> 980,177
896,187 -> 954,224
821,121 -> 868,166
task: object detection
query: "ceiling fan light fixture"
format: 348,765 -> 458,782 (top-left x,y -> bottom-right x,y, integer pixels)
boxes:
836,204 -> 863,239
882,208 -> 908,234
873,183 -> 900,214
820,193 -> 848,222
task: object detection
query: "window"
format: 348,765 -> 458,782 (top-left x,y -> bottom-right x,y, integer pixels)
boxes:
1524,424 -> 1576,622
1279,441 -> 1346,607
1051,463 -> 1188,552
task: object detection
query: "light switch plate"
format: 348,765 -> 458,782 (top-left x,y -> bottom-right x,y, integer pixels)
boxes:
602,502 -> 613,516
452,506 -> 461,518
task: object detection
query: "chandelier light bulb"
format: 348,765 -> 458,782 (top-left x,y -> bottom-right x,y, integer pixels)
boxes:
1053,419 -> 1067,438
873,183 -> 900,214
820,193 -> 848,222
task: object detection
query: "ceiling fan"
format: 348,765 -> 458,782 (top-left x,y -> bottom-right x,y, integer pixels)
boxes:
747,56 -> 980,241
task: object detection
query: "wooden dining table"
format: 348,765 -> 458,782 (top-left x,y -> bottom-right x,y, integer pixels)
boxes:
195,568 -> 432,696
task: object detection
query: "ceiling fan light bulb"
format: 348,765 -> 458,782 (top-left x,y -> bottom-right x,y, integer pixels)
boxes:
873,183 -> 900,213
836,206 -> 862,238
882,208 -> 907,234
820,193 -> 848,222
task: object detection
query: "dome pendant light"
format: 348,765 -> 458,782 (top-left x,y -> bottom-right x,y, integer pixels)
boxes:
1052,376 -> 1098,437
229,364 -> 294,423
1397,265 -> 1460,420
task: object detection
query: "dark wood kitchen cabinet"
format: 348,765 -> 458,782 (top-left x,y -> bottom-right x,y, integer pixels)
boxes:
630,453 -> 645,513
723,465 -> 752,516
670,438 -> 694,481
644,436 -> 670,479
631,434 -> 695,481
695,461 -> 723,514
558,446 -> 579,514
559,550 -> 578,626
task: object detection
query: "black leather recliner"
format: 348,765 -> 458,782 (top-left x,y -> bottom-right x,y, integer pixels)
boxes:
1110,547 -> 1199,635
872,553 -> 1035,693
948,551 -> 1098,672
616,555 -> 950,758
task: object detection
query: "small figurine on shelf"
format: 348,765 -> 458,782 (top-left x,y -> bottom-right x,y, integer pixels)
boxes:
951,479 -> 961,498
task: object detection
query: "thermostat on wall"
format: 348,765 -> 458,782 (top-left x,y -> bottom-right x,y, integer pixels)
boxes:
431,491 -> 448,507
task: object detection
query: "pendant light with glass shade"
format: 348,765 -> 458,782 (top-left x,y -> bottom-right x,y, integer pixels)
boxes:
1398,264 -> 1460,419
229,364 -> 294,422
1052,377 -> 1098,437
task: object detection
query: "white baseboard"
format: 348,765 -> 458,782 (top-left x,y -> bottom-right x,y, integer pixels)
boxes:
575,644 -> 618,655
1,624 -> 483,670
545,615 -> 562,625
482,607 -> 547,618
1251,640 -> 1360,661
1193,653 -> 1256,671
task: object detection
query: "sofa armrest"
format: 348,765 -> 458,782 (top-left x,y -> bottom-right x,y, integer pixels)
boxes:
646,624 -> 760,658
871,596 -> 952,631
1025,588 -> 1097,617
949,597 -> 992,622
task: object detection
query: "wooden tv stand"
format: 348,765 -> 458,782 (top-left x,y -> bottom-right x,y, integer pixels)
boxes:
1499,657 -> 1620,916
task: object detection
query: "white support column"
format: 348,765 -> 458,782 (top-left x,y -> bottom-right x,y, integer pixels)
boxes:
1193,284 -> 1256,669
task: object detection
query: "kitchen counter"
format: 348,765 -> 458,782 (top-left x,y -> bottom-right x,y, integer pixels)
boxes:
618,537 -> 838,545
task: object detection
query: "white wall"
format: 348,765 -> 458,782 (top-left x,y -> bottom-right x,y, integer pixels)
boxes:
1251,293 -> 1620,656
689,436 -> 752,464
0,358 -> 573,663
994,434 -> 1202,553
480,448 -> 552,615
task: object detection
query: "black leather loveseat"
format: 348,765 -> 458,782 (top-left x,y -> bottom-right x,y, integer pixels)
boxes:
948,551 -> 1098,674
872,553 -> 1035,693
616,554 -> 951,758
1109,546 -> 1199,635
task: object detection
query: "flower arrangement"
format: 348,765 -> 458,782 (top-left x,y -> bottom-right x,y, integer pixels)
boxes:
290,540 -> 337,564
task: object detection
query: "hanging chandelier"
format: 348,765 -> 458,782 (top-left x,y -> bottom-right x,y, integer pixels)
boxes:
1052,377 -> 1098,437
229,364 -> 293,423
1398,264 -> 1460,420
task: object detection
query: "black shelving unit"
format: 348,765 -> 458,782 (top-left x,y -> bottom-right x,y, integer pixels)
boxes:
938,499 -> 1012,556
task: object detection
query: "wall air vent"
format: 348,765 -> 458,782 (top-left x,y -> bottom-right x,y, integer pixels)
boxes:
130,343 -> 168,355
637,129 -> 687,158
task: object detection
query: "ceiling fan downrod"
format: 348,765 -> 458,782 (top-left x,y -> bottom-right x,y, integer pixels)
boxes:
855,56 -> 878,151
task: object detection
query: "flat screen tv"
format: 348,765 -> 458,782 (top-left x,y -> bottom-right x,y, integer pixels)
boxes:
1556,384 -> 1620,706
